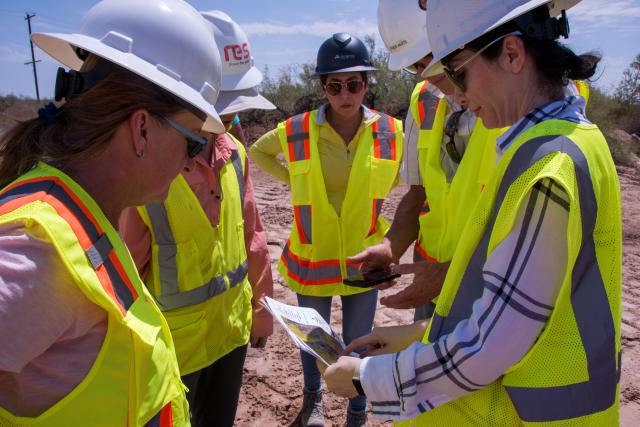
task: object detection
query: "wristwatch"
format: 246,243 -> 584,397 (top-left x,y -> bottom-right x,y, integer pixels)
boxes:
352,366 -> 366,397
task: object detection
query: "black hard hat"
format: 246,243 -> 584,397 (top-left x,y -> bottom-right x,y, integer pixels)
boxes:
312,33 -> 377,77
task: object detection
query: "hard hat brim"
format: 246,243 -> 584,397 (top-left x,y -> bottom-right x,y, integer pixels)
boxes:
387,39 -> 431,71
311,65 -> 378,78
32,32 -> 225,134
423,0 -> 579,80
215,88 -> 276,115
422,62 -> 446,78
220,65 -> 263,91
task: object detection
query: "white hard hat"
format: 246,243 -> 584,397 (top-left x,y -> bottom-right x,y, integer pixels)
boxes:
215,87 -> 276,116
201,10 -> 263,91
377,0 -> 431,71
423,0 -> 581,77
31,0 -> 225,133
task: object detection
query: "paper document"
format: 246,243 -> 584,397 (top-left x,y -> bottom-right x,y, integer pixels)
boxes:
261,296 -> 345,366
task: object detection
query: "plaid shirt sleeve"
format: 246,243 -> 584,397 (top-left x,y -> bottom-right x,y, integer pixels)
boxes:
360,178 -> 570,420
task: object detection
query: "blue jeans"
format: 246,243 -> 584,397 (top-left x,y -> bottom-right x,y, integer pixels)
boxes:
296,290 -> 378,412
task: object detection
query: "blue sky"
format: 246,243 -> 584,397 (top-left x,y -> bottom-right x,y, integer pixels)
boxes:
1,0 -> 639,99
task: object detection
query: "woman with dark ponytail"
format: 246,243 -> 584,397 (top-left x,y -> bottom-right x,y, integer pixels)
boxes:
321,1 -> 622,426
0,0 -> 226,425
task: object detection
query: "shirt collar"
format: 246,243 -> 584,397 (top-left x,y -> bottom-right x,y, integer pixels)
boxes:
316,104 -> 378,126
194,133 -> 233,168
496,94 -> 590,154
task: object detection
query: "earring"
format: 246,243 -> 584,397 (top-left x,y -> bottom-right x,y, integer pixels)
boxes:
137,150 -> 145,158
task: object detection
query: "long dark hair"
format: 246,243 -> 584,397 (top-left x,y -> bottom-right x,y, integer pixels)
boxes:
0,55 -> 187,188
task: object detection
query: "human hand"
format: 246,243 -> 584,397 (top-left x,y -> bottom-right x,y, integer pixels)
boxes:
346,239 -> 395,273
380,262 -> 448,309
346,240 -> 399,290
342,322 -> 428,357
250,335 -> 268,348
317,356 -> 360,398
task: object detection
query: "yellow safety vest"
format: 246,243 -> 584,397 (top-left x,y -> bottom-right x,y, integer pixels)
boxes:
137,138 -> 252,376
0,163 -> 188,427
410,80 -> 589,263
574,80 -> 590,104
276,109 -> 403,296
405,119 -> 621,426
410,80 -> 505,263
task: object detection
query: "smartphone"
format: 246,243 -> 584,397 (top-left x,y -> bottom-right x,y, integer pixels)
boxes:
343,268 -> 401,288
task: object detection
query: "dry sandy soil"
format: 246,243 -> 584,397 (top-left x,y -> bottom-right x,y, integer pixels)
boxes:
236,163 -> 640,426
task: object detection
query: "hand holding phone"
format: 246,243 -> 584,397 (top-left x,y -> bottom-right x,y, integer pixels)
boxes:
343,268 -> 401,288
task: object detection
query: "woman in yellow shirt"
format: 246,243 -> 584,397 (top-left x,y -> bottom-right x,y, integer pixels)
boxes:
249,33 -> 403,427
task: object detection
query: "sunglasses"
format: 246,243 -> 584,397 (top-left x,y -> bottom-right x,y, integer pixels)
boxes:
443,31 -> 522,92
323,80 -> 365,96
163,117 -> 208,158
443,109 -> 465,164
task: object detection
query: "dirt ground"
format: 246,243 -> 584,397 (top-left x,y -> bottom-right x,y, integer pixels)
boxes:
235,162 -> 640,426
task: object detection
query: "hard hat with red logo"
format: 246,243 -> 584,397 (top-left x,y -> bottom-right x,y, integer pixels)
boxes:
423,0 -> 581,77
377,0 -> 431,72
31,0 -> 225,133
201,10 -> 263,91
312,33 -> 377,77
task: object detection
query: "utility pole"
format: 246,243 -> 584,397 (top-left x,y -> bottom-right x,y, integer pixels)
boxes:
24,13 -> 41,102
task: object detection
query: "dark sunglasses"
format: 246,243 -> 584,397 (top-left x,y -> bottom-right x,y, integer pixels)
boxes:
323,80 -> 365,96
163,117 -> 208,158
443,109 -> 465,164
443,31 -> 522,92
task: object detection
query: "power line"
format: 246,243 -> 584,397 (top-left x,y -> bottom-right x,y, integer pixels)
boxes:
24,13 -> 41,102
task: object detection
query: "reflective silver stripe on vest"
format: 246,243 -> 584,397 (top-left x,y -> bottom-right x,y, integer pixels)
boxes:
346,264 -> 360,278
287,114 -> 309,161
281,243 -> 341,284
230,149 -> 245,209
146,202 -> 180,297
86,233 -> 114,269
367,198 -> 384,237
145,148 -> 248,311
295,204 -> 313,244
428,134 -> 618,421
154,261 -> 249,311
418,87 -> 439,130
372,114 -> 396,160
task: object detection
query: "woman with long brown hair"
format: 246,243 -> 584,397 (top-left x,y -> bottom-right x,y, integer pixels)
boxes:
0,0 -> 224,425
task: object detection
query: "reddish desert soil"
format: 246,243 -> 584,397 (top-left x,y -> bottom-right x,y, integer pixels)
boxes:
235,163 -> 640,427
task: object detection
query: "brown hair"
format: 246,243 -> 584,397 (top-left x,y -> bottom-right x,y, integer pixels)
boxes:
320,71 -> 368,86
0,55 -> 187,188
